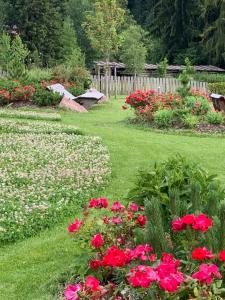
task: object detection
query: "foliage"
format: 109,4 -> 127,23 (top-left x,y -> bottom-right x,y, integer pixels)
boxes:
182,113 -> 199,129
120,24 -> 147,76
83,0 -> 125,61
0,33 -> 29,80
6,0 -> 67,66
157,57 -> 168,78
206,111 -> 225,125
0,129 -> 110,243
27,67 -> 53,82
194,73 -> 225,84
153,109 -> 174,128
185,96 -> 211,116
177,58 -> 195,98
208,83 -> 225,96
32,85 -> 62,106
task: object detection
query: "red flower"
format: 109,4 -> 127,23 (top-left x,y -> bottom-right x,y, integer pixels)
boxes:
110,201 -> 125,212
90,259 -> 102,270
181,214 -> 196,225
109,216 -> 123,225
149,254 -> 157,262
91,234 -> 104,249
172,218 -> 186,232
218,250 -> 225,262
127,265 -> 159,288
136,215 -> 147,227
68,219 -> 83,233
192,247 -> 214,260
122,105 -> 127,110
85,275 -> 100,291
102,246 -> 130,267
192,214 -> 213,232
88,198 -> 108,209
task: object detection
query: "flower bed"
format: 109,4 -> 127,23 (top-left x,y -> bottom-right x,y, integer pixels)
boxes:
61,198 -> 225,299
0,119 -> 82,135
0,134 -> 110,243
0,108 -> 61,121
123,89 -> 225,131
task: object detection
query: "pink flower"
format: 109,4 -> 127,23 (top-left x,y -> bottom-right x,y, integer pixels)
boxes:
149,254 -> 157,262
130,244 -> 153,261
110,201 -> 125,212
91,234 -> 104,249
127,265 -> 159,288
181,214 -> 196,225
64,284 -> 82,300
192,214 -> 213,232
68,219 -> 83,233
192,264 -> 222,284
129,203 -> 139,211
172,218 -> 186,232
110,216 -> 123,225
136,215 -> 147,227
85,275 -> 100,291
88,198 -> 108,209
219,250 -> 225,262
192,247 -> 214,260
159,272 -> 185,292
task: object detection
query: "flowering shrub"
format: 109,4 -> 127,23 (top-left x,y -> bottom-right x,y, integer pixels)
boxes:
63,199 -> 225,299
0,133 -> 110,243
123,88 -> 224,130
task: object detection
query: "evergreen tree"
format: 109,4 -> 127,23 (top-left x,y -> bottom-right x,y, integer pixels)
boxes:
0,0 -> 7,33
7,0 -> 67,66
203,0 -> 225,67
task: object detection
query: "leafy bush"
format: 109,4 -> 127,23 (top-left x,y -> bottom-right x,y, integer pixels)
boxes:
185,95 -> 211,115
182,113 -> 199,128
32,85 -> 62,106
194,72 -> 225,83
128,156 -> 224,232
206,111 -> 224,125
27,67 -> 53,82
154,109 -> 174,128
208,82 -> 225,95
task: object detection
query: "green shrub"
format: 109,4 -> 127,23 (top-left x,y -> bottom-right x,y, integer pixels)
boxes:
185,95 -> 211,115
33,86 -> 62,106
206,111 -> 224,125
67,85 -> 85,97
182,113 -> 199,128
27,67 -> 53,82
194,72 -> 225,83
153,109 -> 174,128
208,82 -> 225,95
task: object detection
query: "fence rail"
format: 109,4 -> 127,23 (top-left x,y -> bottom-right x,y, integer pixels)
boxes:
92,75 -> 208,96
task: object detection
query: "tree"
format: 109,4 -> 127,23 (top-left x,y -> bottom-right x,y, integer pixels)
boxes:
157,57 -> 168,78
0,33 -> 29,79
203,0 -> 225,67
83,0 -> 125,98
120,25 -> 147,89
0,0 -> 7,33
61,17 -> 85,68
7,0 -> 67,66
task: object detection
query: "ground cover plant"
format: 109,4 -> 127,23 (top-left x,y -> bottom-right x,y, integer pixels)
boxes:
0,108 -> 61,121
0,118 -> 83,135
0,131 -> 110,243
1,99 -> 225,300
123,89 -> 225,131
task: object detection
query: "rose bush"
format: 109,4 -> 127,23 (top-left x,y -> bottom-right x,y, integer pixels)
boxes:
63,198 -> 225,299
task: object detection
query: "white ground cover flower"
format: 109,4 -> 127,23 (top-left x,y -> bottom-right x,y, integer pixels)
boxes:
0,109 -> 61,121
0,133 -> 111,243
0,119 -> 82,135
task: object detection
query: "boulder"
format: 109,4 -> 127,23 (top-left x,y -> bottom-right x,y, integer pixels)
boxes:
59,97 -> 88,113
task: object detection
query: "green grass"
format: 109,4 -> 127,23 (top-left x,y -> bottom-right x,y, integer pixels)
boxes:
1,97 -> 225,299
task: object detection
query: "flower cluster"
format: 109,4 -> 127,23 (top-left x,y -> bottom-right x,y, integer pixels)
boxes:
0,108 -> 61,121
0,81 -> 35,103
172,213 -> 213,232
64,200 -> 225,299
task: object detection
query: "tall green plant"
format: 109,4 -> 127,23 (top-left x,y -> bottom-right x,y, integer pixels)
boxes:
157,57 -> 168,77
177,58 -> 195,98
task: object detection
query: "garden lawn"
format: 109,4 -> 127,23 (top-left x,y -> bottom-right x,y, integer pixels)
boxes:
1,97 -> 225,299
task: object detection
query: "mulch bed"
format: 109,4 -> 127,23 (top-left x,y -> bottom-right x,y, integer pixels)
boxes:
196,123 -> 225,134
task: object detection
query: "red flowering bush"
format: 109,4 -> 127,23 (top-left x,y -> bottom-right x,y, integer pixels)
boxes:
63,198 -> 225,299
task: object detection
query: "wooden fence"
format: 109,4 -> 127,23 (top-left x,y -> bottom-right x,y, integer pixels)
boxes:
92,75 -> 208,96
